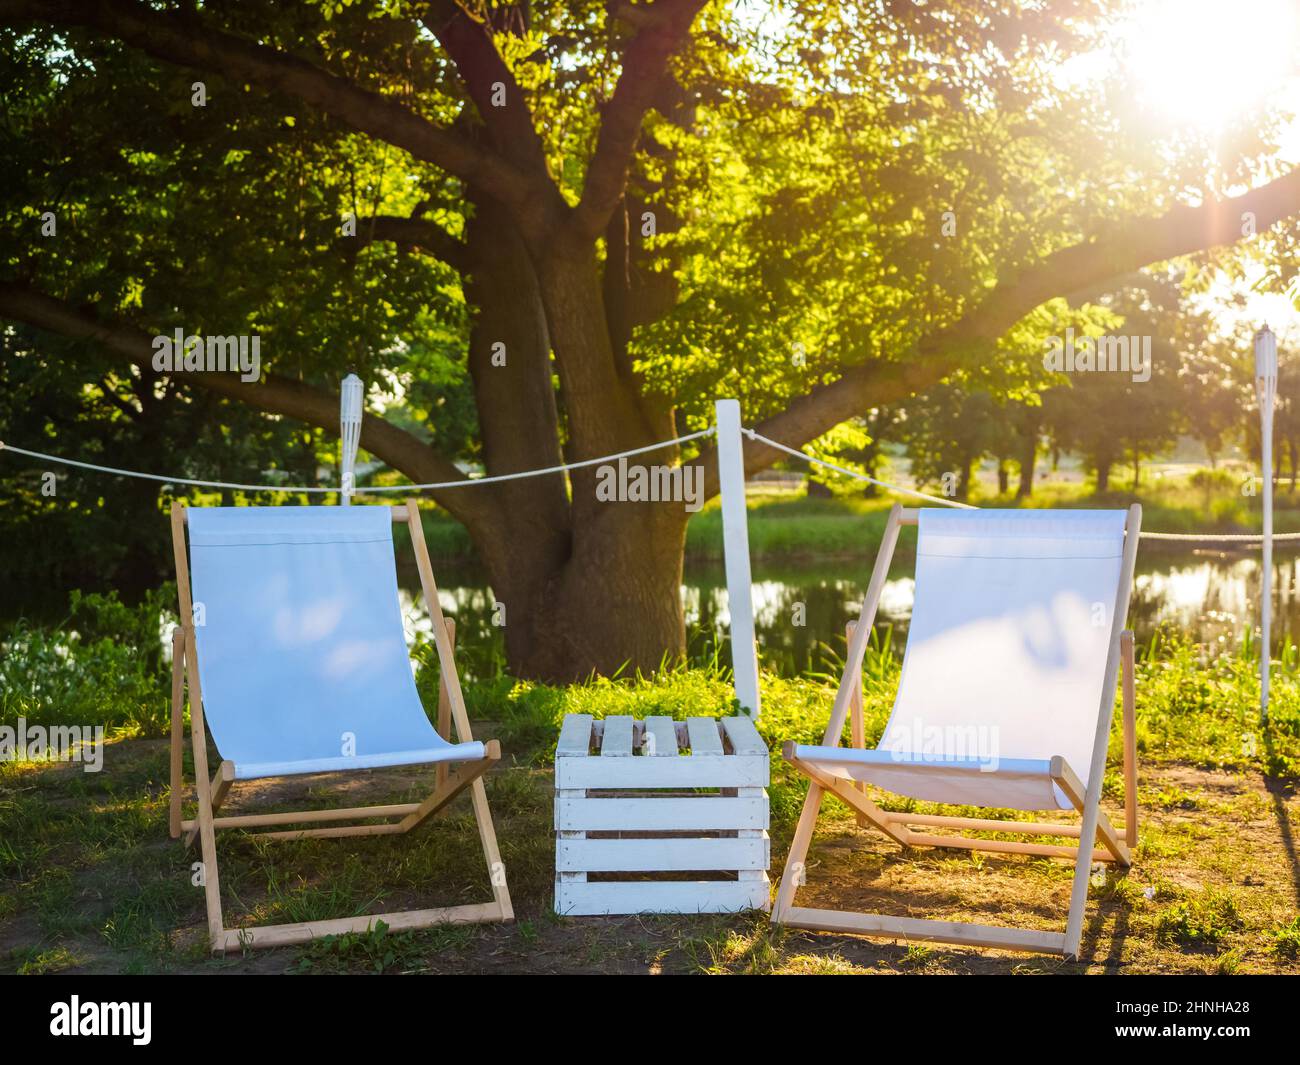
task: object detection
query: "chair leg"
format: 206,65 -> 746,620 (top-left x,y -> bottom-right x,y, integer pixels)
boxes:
182,630 -> 225,951
772,780 -> 825,923
436,617 -> 455,793
185,762 -> 233,848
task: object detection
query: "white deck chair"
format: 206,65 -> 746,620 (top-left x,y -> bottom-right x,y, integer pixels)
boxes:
772,504 -> 1141,957
167,499 -> 512,952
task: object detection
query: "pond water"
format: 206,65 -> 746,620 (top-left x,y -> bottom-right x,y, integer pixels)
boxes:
396,544 -> 1300,679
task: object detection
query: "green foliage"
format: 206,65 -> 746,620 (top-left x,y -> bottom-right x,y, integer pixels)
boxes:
1267,916 -> 1300,959
293,920 -> 424,974
0,587 -> 175,736
1153,888 -> 1245,949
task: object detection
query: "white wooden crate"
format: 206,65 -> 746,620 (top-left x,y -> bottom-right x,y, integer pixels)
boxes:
554,713 -> 771,916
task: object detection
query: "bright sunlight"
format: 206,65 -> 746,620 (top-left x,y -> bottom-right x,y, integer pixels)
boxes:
1123,0 -> 1299,128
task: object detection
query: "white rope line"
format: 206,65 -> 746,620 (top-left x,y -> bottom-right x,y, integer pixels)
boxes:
355,428 -> 716,492
0,429 -> 715,495
0,443 -> 337,493
1140,530 -> 1300,542
741,427 -> 977,510
3,429 -> 1295,543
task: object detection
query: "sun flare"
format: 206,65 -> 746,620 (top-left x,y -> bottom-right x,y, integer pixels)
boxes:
1122,0 -> 1299,128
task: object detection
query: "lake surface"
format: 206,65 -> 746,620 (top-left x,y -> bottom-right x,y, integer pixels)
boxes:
397,546 -> 1300,678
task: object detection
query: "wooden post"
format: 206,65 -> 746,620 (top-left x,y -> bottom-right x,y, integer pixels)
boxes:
715,398 -> 761,717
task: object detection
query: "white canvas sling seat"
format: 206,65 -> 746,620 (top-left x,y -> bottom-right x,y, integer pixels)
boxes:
168,500 -> 513,953
772,504 -> 1142,958
186,505 -> 484,779
791,507 -> 1129,812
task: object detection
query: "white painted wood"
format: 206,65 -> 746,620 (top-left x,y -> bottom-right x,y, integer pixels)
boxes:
715,398 -> 761,716
556,715 -> 593,757
556,879 -> 769,916
643,715 -> 678,757
555,715 -> 593,885
720,714 -> 766,756
686,717 -> 724,755
555,753 -> 768,790
556,796 -> 768,832
736,784 -> 768,887
600,715 -> 634,757
553,711 -> 771,915
557,835 -> 770,873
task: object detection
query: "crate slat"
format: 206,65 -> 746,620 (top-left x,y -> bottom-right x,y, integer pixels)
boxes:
686,717 -> 724,755
643,715 -> 678,757
600,716 -> 634,757
556,880 -> 770,916
721,715 -> 766,756
556,715 -> 594,757
555,796 -> 768,832
557,835 -> 770,873
555,753 -> 767,790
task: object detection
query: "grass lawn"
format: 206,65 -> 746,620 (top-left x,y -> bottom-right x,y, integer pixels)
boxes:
3,631 -> 1299,975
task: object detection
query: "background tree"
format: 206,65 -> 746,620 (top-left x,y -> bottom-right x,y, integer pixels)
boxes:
2,0 -> 1299,678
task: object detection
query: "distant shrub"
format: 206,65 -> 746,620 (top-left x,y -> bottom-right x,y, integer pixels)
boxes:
0,587 -> 175,736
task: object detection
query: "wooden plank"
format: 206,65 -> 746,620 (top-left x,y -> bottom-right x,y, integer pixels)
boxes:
1065,502 -> 1141,956
555,796 -> 768,832
720,715 -> 767,757
556,714 -> 594,757
1051,756 -> 1129,864
557,835 -> 769,873
600,716 -> 634,757
905,832 -> 1113,863
183,802 -> 422,831
556,879 -> 769,916
887,812 -> 1087,838
782,907 -> 1067,954
686,717 -> 723,755
436,617 -> 455,792
217,901 -> 504,951
643,716 -> 678,757
556,753 -> 768,790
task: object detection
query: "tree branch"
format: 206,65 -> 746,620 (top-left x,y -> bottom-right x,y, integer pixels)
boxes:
0,0 -> 547,224
699,167 -> 1300,497
421,1 -> 552,178
0,281 -> 495,526
571,0 -> 707,242
355,214 -> 471,271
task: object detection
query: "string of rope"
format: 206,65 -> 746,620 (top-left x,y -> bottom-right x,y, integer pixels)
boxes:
3,430 -> 1294,543
357,428 -> 715,492
740,427 -> 978,510
1140,530 -> 1300,541
740,428 -> 1300,541
0,428 -> 715,494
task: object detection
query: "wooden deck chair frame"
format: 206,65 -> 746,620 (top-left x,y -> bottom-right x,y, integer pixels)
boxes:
772,503 -> 1141,958
167,499 -> 513,953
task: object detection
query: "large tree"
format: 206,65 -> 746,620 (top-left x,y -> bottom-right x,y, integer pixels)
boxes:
2,0 -> 1299,678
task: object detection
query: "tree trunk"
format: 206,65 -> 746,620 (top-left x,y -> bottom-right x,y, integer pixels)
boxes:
1016,438 -> 1036,498
1096,457 -> 1111,493
454,218 -> 687,680
474,499 -> 689,681
997,459 -> 1009,496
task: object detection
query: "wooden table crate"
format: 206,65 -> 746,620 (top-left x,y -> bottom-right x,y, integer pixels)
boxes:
554,713 -> 771,915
